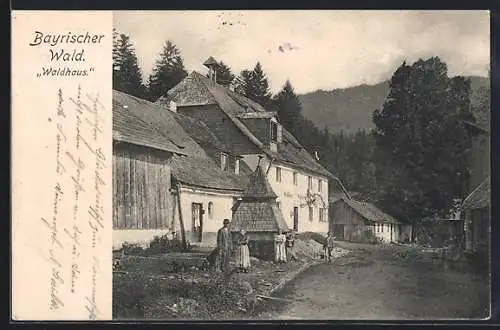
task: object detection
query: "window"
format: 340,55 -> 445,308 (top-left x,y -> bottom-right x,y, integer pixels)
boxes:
277,201 -> 281,209
309,207 -> 314,222
220,153 -> 228,171
308,176 -> 312,190
293,172 -> 298,185
381,224 -> 384,233
276,167 -> 282,182
270,121 -> 278,142
208,202 -> 214,219
318,179 -> 322,192
319,208 -> 327,222
376,224 -> 379,233
235,158 -> 240,175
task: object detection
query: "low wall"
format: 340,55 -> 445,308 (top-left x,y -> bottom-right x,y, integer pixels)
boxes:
113,229 -> 173,250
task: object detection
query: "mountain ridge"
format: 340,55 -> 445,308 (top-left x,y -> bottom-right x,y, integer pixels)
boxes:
298,76 -> 489,134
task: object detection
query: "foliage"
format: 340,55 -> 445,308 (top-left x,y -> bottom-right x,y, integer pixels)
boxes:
210,61 -> 235,87
146,40 -> 188,101
234,62 -> 273,108
112,30 -> 146,98
120,234 -> 189,256
372,57 -> 473,231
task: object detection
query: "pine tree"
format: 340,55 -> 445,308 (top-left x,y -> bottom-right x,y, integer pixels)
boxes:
372,57 -> 473,236
113,31 -> 145,98
274,80 -> 302,134
147,40 -> 188,101
212,61 -> 235,87
234,62 -> 272,108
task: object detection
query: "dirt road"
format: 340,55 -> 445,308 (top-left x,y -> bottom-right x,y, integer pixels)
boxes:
253,242 -> 490,320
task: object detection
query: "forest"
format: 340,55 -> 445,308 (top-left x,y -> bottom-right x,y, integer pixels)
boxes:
113,30 -> 490,227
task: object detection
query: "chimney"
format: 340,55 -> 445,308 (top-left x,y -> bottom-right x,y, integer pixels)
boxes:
169,101 -> 177,113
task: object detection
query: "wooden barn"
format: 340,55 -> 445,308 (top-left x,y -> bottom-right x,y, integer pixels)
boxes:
230,165 -> 289,259
112,90 -> 187,249
462,178 -> 490,258
329,198 -> 404,243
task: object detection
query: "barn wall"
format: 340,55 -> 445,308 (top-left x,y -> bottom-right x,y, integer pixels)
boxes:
113,143 -> 173,249
329,201 -> 401,243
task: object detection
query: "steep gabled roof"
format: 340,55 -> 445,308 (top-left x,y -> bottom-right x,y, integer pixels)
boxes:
243,166 -> 278,199
113,90 -> 245,192
161,71 -> 333,179
334,198 -> 401,224
462,177 -> 491,210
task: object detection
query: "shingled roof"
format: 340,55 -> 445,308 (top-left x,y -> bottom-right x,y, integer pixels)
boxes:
462,177 -> 490,210
113,91 -> 187,155
113,90 -> 246,192
243,165 -> 278,199
230,166 -> 289,233
160,71 -> 334,179
335,198 -> 401,224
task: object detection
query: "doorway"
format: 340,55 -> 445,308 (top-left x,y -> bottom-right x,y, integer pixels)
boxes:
191,203 -> 203,242
293,207 -> 299,231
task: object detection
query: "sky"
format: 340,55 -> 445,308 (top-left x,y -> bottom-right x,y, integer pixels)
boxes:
114,10 -> 490,94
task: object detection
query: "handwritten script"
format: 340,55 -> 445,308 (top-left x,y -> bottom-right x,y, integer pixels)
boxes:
41,85 -> 106,319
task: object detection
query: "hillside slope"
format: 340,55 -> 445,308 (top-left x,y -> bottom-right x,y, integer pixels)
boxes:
299,76 -> 489,134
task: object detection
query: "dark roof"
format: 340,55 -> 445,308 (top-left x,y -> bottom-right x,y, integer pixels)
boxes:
113,91 -> 186,155
462,178 -> 490,210
203,56 -> 218,67
161,71 -> 333,179
113,90 -> 245,192
243,166 -> 278,199
230,202 -> 289,233
334,198 -> 401,224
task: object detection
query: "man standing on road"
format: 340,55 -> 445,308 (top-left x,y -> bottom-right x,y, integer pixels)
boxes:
326,232 -> 336,263
216,218 -> 233,273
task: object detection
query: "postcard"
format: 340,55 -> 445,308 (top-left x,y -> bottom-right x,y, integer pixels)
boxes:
11,10 -> 491,321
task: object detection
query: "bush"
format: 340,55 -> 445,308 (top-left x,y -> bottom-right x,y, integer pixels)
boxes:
147,234 -> 187,254
119,235 -> 190,257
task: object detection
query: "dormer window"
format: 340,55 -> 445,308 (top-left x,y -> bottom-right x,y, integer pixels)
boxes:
235,158 -> 240,175
271,121 -> 278,142
220,153 -> 228,171
270,120 -> 283,143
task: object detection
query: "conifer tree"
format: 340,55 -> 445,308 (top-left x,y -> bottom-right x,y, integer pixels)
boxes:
113,31 -> 145,98
147,40 -> 188,101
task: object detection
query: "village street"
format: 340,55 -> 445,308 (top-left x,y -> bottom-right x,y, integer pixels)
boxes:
252,242 -> 490,320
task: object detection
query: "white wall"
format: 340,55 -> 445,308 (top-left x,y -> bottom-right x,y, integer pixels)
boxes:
242,155 -> 330,234
173,185 -> 241,247
372,223 -> 401,243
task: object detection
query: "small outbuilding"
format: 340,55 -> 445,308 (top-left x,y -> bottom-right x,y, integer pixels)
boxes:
329,198 -> 404,243
230,165 -> 289,259
462,177 -> 490,259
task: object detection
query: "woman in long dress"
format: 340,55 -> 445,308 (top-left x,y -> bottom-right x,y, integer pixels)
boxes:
274,229 -> 287,263
236,229 -> 251,272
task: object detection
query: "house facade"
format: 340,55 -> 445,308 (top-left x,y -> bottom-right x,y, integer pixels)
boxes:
159,63 -> 333,235
329,198 -> 404,243
112,90 -> 248,250
112,91 -> 186,249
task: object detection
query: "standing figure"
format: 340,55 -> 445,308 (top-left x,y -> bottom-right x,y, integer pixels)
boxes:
274,229 -> 287,263
216,218 -> 233,273
236,229 -> 251,272
326,232 -> 336,263
286,230 -> 297,262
